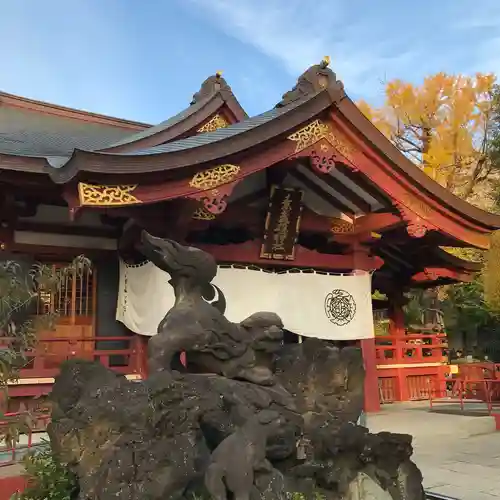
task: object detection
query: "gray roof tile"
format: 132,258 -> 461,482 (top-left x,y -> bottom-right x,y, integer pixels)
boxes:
106,101 -> 304,157
0,106 -> 138,157
103,97 -> 211,148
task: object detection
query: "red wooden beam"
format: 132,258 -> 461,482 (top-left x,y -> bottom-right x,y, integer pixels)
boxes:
411,267 -> 473,283
328,110 -> 492,249
9,243 -> 113,258
189,205 -> 402,239
353,213 -> 402,234
197,239 -> 384,271
14,220 -> 120,238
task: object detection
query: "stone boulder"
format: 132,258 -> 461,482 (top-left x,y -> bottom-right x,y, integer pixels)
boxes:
48,233 -> 425,500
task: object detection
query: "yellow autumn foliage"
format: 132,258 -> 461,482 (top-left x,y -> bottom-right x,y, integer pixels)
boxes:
484,231 -> 500,312
359,73 -> 497,204
360,73 -> 500,312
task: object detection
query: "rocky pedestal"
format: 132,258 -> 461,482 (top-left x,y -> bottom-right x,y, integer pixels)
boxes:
48,232 -> 425,500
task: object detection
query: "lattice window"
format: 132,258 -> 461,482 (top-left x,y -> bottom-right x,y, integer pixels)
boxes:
36,264 -> 95,320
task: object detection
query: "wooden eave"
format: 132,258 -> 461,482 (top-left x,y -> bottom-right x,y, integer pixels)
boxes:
2,64 -> 500,252
373,236 -> 480,290
335,97 -> 500,232
45,88 -> 340,184
431,247 -> 482,272
99,89 -> 247,153
0,153 -> 47,174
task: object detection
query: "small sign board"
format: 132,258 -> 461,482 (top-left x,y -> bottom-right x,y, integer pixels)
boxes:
260,186 -> 303,261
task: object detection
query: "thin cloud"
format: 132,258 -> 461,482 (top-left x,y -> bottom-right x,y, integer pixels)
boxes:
186,0 -> 419,98
186,0 -> 500,101
186,0 -> 336,73
450,0 -> 500,30
469,37 -> 500,75
3,0 -> 500,121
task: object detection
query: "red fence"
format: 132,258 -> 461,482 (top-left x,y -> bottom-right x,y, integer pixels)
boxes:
0,412 -> 51,468
429,378 -> 500,415
0,336 -> 147,382
376,333 -> 449,404
376,333 -> 448,365
455,362 -> 500,382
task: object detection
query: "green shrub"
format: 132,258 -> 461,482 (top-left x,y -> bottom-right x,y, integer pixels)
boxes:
13,445 -> 78,500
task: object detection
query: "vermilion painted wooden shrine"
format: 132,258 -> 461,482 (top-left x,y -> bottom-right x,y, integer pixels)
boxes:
0,58 -> 498,414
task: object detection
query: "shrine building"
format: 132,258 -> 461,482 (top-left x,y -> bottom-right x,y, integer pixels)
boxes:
0,59 -> 498,413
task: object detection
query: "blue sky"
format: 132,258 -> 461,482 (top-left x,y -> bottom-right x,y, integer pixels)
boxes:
2,0 -> 500,124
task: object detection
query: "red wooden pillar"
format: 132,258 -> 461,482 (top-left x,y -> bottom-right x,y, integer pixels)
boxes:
351,250 -> 381,413
389,297 -> 408,402
133,335 -> 149,379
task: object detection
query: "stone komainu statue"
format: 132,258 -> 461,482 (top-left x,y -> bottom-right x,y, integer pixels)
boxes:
47,231 -> 426,500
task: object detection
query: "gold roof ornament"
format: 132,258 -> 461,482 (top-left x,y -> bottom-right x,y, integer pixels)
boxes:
215,70 -> 223,78
320,56 -> 331,68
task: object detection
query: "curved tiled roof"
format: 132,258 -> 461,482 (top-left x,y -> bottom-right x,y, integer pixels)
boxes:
102,96 -> 214,149
0,73 -> 247,159
0,105 -> 139,157
103,104 -> 301,156
1,62 -> 500,235
48,89 -> 335,184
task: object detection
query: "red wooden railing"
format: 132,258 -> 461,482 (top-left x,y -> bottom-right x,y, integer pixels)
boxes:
378,377 -> 396,403
429,378 -> 500,415
376,333 -> 448,365
375,332 -> 449,404
0,335 -> 147,381
0,412 -> 51,468
455,362 -> 500,382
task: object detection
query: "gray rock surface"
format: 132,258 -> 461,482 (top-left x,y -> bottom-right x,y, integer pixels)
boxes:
48,233 -> 425,500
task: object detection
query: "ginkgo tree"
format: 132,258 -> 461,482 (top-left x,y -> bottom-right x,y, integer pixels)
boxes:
359,74 -> 500,346
358,73 -> 500,206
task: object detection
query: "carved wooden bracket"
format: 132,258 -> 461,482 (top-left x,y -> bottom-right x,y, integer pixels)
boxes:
78,183 -> 142,206
394,197 -> 437,238
187,164 -> 241,215
188,182 -> 238,215
310,144 -> 338,174
330,217 -> 354,234
197,113 -> 229,133
287,119 -> 359,173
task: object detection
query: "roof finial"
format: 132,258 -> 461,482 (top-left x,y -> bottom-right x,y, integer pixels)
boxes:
191,71 -> 231,105
320,56 -> 331,69
275,56 -> 344,108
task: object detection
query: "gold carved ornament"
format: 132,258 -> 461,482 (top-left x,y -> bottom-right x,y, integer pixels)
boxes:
78,183 -> 142,206
330,218 -> 354,234
197,114 -> 230,133
189,164 -> 241,190
192,206 -> 217,221
287,119 -> 356,163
